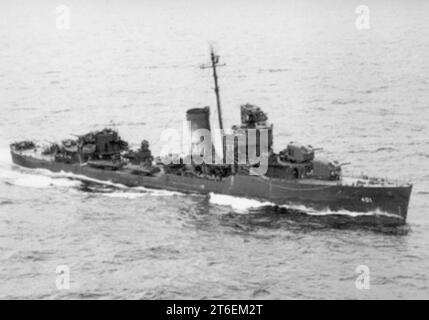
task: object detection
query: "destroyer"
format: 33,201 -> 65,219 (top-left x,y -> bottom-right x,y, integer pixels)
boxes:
10,49 -> 412,224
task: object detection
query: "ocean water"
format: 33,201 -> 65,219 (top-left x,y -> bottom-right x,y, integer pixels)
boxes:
0,0 -> 428,299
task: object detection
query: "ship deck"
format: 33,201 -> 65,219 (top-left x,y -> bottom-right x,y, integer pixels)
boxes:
11,146 -> 410,189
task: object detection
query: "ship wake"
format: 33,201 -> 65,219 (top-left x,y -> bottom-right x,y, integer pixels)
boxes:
209,193 -> 401,220
209,193 -> 408,232
0,149 -> 181,198
0,149 -> 81,189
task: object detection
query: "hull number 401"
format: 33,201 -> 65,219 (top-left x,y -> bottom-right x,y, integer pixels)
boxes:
361,197 -> 373,203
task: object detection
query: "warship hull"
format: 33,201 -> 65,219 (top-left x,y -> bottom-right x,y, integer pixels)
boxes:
10,149 -> 412,225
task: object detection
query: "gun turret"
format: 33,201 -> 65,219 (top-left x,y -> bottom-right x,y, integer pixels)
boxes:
284,142 -> 315,163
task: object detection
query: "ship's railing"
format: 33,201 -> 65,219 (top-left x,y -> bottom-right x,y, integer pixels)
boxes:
341,171 -> 410,187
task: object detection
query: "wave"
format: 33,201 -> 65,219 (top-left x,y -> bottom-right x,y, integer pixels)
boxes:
267,68 -> 289,73
51,109 -> 71,114
209,193 -> 273,214
358,86 -> 389,94
100,192 -> 149,199
258,68 -> 289,74
0,149 -> 84,190
14,175 -> 81,189
374,147 -> 398,152
331,99 -> 362,105
0,200 -> 14,205
209,192 -> 400,219
35,169 -> 182,198
0,145 -> 182,196
51,171 -> 179,196
98,187 -> 182,199
0,166 -> 82,189
1,164 -> 183,196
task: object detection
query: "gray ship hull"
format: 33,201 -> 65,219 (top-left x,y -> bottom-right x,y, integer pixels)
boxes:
11,150 -> 412,224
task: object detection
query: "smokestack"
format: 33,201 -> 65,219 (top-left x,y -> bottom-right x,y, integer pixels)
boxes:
186,107 -> 211,143
186,107 -> 212,162
186,107 -> 211,131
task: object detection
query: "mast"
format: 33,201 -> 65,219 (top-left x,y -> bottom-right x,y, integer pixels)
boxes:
201,46 -> 225,130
